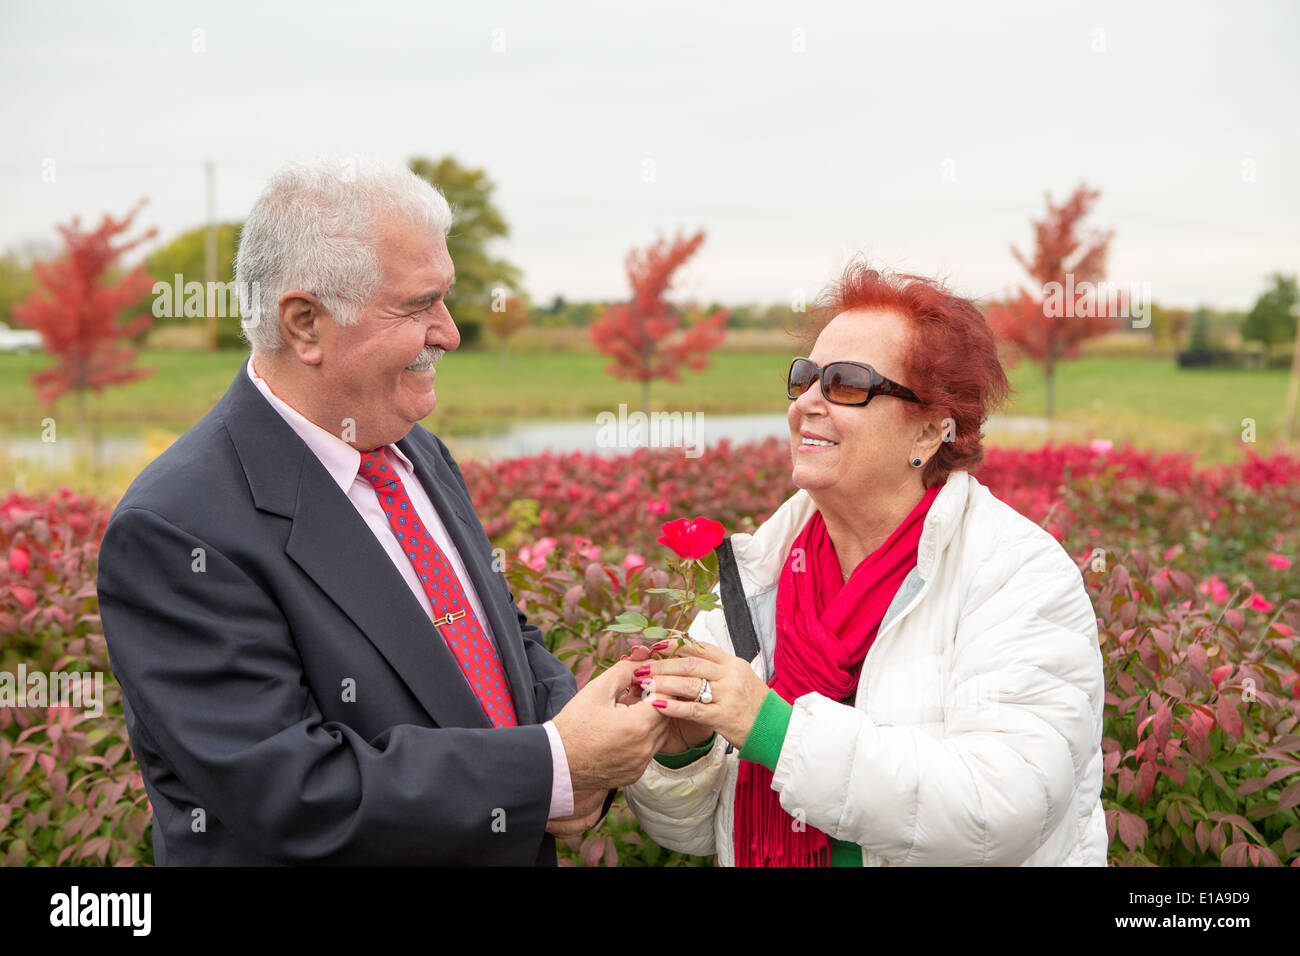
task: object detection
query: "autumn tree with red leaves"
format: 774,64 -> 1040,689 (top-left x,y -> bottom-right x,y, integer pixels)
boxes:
13,201 -> 158,448
484,291 -> 532,363
589,230 -> 728,410
985,184 -> 1118,421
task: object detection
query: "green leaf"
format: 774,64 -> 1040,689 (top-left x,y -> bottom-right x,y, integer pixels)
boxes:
642,627 -> 668,641
615,611 -> 650,627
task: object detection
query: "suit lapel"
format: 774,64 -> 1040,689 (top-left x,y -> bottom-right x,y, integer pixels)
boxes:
397,434 -> 538,725
222,359 -> 493,730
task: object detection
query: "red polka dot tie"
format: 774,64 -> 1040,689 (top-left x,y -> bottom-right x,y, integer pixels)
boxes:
358,447 -> 518,728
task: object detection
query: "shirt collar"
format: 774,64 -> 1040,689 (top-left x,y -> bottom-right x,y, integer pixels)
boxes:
245,356 -> 416,494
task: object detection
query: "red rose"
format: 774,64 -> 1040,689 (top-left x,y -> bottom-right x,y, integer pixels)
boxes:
657,516 -> 726,560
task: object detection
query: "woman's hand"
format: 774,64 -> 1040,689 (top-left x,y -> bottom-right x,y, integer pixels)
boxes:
657,712 -> 715,754
645,641 -> 770,750
620,643 -> 713,754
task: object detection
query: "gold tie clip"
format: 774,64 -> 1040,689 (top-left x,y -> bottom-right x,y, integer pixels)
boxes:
432,609 -> 467,628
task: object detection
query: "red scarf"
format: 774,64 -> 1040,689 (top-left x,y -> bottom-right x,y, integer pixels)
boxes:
733,484 -> 941,866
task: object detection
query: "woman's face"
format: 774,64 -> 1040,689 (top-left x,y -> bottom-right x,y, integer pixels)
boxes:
787,309 -> 926,506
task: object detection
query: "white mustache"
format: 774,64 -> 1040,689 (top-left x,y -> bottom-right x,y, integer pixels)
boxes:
407,346 -> 444,368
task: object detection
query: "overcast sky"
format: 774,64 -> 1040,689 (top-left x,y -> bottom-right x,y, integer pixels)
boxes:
2,0 -> 1296,311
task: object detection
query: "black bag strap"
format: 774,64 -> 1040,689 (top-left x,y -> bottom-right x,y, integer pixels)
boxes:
714,537 -> 760,667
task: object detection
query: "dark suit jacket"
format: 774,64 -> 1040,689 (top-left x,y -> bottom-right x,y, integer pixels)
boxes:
96,358 -> 578,865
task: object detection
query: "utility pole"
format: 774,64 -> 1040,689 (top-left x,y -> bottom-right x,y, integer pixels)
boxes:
1284,300 -> 1300,449
204,160 -> 217,351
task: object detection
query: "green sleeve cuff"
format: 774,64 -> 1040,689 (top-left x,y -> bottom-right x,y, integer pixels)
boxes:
654,733 -> 717,769
738,689 -> 793,771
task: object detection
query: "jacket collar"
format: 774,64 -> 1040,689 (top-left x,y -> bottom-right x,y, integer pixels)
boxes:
730,471 -> 971,591
218,357 -> 533,727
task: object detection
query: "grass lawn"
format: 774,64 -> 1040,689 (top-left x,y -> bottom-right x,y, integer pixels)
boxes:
0,349 -> 797,438
993,356 -> 1294,457
1,348 -> 1294,497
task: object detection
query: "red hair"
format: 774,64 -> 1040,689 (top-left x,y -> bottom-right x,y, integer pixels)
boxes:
802,260 -> 1011,487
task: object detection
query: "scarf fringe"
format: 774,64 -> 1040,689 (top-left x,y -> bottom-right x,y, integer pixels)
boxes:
735,761 -> 831,867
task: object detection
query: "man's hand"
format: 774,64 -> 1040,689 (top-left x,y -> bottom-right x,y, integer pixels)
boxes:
545,788 -> 609,840
551,659 -> 672,790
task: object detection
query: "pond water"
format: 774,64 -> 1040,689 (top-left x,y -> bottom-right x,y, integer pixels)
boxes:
2,413 -> 1051,469
446,412 -> 794,460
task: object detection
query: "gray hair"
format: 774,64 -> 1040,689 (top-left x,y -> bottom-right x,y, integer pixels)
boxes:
235,155 -> 453,353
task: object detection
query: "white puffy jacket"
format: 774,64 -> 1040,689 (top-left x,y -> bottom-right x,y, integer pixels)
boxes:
624,470 -> 1109,866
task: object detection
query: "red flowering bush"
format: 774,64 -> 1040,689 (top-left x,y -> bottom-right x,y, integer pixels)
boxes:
461,438 -> 795,553
1087,550 -> 1300,865
3,441 -> 1298,866
0,490 -> 150,866
503,538 -> 715,866
481,441 -> 1300,866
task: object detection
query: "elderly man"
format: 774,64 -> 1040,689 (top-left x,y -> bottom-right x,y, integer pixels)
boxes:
96,157 -> 668,865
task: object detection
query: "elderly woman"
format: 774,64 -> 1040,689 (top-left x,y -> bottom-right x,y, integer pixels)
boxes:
624,262 -> 1107,866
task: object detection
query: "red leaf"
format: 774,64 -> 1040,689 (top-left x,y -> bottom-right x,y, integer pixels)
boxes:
1153,699 -> 1172,753
1221,842 -> 1248,866
1117,766 -> 1135,798
1237,765 -> 1300,797
1216,694 -> 1244,741
1210,823 -> 1227,855
1279,780 -> 1300,812
1117,811 -> 1147,851
1137,761 -> 1157,804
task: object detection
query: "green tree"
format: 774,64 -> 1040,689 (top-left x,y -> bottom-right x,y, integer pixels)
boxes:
143,222 -> 244,347
1147,303 -> 1190,354
1187,307 -> 1212,352
408,156 -> 522,350
0,241 -> 55,326
1240,273 -> 1298,349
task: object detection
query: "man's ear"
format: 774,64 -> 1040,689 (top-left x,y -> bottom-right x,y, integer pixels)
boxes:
278,290 -> 326,365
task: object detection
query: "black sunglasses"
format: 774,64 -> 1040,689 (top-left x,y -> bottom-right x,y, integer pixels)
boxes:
786,357 -> 922,407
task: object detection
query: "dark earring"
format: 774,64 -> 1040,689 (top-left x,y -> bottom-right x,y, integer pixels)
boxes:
911,457 -> 922,467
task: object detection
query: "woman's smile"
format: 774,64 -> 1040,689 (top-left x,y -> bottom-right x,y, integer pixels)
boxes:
798,430 -> 840,453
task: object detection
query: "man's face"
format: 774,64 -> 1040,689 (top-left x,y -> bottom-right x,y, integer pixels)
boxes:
315,213 -> 458,449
